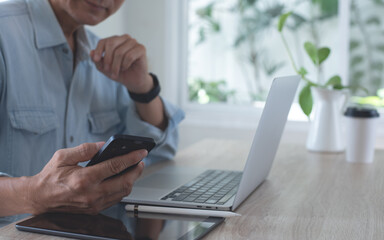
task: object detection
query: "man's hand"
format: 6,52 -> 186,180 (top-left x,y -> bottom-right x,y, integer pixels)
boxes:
90,35 -> 168,130
90,35 -> 153,94
26,142 -> 146,215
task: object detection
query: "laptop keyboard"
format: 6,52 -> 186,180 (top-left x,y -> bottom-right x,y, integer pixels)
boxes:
160,170 -> 242,205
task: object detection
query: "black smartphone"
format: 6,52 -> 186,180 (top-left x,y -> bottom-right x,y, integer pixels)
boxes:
86,135 -> 156,168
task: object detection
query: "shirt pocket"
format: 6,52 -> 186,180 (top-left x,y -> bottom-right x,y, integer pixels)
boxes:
8,109 -> 58,135
87,109 -> 121,134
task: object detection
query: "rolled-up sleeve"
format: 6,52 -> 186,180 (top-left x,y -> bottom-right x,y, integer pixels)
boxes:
0,172 -> 12,177
0,46 -> 4,104
0,49 -> 11,178
117,85 -> 185,165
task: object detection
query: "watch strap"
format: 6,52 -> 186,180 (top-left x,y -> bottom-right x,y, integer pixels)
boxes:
128,73 -> 161,103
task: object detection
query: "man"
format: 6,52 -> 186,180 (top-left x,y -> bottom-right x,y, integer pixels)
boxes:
0,0 -> 184,223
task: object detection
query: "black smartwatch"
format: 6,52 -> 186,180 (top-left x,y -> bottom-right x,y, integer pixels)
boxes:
128,73 -> 161,103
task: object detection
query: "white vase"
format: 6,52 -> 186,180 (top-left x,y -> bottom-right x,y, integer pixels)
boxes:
306,87 -> 345,152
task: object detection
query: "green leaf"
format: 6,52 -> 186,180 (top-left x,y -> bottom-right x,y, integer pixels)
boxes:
373,0 -> 384,6
325,75 -> 342,87
210,20 -> 221,32
246,0 -> 258,5
233,34 -> 246,47
263,60 -> 285,76
333,84 -> 344,90
311,0 -> 338,17
371,62 -> 384,71
299,84 -> 313,117
196,28 -> 206,45
352,71 -> 364,82
298,67 -> 308,77
350,56 -> 363,67
265,4 -> 285,18
304,42 -> 318,65
366,16 -> 380,25
350,40 -> 360,51
318,48 -> 330,65
376,45 -> 384,52
196,3 -> 214,18
278,12 -> 292,32
289,13 -> 307,30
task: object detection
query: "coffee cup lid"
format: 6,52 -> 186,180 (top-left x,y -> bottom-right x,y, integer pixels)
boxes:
344,107 -> 380,118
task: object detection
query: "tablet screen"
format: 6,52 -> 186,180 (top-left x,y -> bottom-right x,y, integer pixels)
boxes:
15,204 -> 223,240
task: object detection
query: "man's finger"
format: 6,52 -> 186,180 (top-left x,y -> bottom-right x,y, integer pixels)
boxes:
75,163 -> 144,212
102,37 -> 129,72
94,59 -> 104,73
93,39 -> 107,62
89,163 -> 145,208
121,45 -> 146,72
56,142 -> 104,165
110,39 -> 137,78
99,161 -> 145,196
85,150 -> 147,181
116,161 -> 145,196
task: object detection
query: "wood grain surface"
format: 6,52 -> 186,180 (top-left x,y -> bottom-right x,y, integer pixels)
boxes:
1,139 -> 383,240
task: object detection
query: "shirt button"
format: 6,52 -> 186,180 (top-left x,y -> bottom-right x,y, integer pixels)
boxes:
62,48 -> 69,54
70,136 -> 74,143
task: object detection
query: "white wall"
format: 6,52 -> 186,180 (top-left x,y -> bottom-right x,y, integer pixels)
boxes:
87,0 -> 179,102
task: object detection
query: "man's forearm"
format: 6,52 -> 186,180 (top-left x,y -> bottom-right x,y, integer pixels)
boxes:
135,96 -> 168,131
0,177 -> 33,217
128,74 -> 168,131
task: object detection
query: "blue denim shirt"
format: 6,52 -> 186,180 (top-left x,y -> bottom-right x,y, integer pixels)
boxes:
0,0 -> 185,179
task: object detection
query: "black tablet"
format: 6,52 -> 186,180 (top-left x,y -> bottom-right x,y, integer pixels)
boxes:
15,204 -> 224,240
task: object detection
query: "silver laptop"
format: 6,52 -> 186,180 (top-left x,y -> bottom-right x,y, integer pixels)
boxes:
123,76 -> 300,211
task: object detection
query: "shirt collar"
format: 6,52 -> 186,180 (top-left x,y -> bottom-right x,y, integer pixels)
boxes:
26,0 -> 91,61
26,0 -> 67,49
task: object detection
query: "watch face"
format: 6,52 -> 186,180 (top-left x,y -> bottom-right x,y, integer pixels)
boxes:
128,73 -> 161,103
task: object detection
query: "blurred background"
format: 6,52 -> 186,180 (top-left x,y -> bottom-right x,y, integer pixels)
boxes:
86,0 -> 384,149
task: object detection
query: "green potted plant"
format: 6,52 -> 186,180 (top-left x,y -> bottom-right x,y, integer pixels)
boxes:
278,12 -> 347,117
278,12 -> 351,152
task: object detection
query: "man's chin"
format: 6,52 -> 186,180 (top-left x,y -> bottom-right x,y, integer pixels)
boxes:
81,16 -> 106,26
85,21 -> 103,26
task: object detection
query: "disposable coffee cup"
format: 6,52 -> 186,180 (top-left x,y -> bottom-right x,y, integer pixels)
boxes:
344,107 -> 380,163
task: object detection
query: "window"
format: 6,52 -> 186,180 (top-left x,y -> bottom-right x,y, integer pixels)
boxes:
349,0 -> 384,94
183,0 -> 346,124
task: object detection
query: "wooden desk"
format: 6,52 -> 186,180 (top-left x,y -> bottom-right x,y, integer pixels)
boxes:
1,139 -> 384,239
